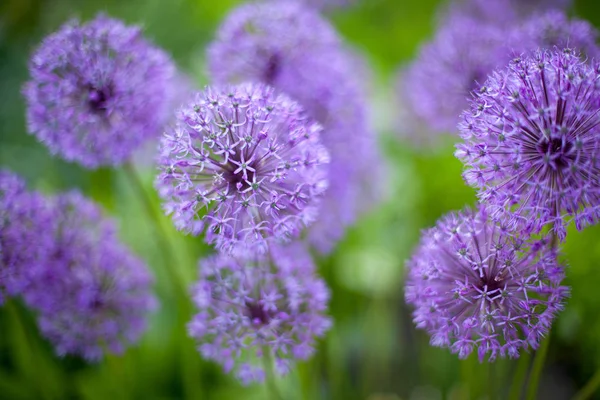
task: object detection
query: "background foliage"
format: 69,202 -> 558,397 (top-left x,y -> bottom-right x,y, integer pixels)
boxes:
1,0 -> 600,398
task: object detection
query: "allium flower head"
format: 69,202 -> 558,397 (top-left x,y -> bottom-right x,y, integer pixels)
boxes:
514,10 -> 600,60
270,0 -> 354,11
456,49 -> 600,240
208,1 -> 340,122
405,207 -> 568,361
188,244 -> 331,384
156,83 -> 329,252
0,171 -> 51,303
401,12 -> 510,135
24,14 -> 175,168
24,192 -> 156,360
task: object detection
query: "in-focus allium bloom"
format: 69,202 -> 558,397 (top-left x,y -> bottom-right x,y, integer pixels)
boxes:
23,192 -> 156,360
188,244 -> 331,384
401,12 -> 510,135
156,83 -> 329,252
405,207 -> 568,361
23,14 -> 175,168
0,171 -> 51,303
456,49 -> 600,240
514,10 -> 600,60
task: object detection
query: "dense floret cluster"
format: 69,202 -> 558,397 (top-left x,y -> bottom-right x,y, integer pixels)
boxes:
156,83 -> 329,252
456,49 -> 600,240
24,14 -> 175,168
188,244 -> 331,384
406,207 -> 568,360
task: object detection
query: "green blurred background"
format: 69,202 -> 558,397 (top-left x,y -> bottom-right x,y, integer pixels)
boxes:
2,0 -> 600,399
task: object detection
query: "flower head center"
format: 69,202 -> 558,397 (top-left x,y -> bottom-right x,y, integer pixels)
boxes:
537,136 -> 573,169
245,301 -> 270,325
87,83 -> 112,113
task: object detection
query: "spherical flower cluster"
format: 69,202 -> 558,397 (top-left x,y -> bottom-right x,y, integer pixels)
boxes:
23,14 -> 175,168
269,0 -> 353,11
23,192 -> 156,361
208,2 -> 383,253
188,244 -> 331,384
405,207 -> 568,361
401,12 -> 510,135
156,83 -> 329,252
513,10 -> 600,60
456,49 -> 600,240
208,1 -> 340,122
0,171 -> 51,303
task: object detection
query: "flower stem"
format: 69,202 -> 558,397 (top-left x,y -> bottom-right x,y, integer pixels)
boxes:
572,370 -> 600,400
508,352 -> 531,400
525,334 -> 551,400
488,361 -> 496,400
262,346 -> 283,400
123,162 -> 187,296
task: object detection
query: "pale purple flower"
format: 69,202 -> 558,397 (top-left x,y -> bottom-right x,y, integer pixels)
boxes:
23,14 -> 175,168
400,12 -> 511,135
456,49 -> 600,240
405,207 -> 568,361
270,0 -> 354,11
156,83 -> 329,253
23,192 -> 156,361
513,10 -> 600,59
0,171 -> 52,303
188,243 -> 331,384
208,2 -> 382,253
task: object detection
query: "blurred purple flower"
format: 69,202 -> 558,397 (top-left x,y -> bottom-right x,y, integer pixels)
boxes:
208,2 -> 383,253
0,171 -> 52,303
512,9 -> 600,59
456,49 -> 600,240
156,83 -> 329,253
400,12 -> 510,136
188,243 -> 331,384
23,14 -> 176,168
405,207 -> 568,361
23,192 -> 156,361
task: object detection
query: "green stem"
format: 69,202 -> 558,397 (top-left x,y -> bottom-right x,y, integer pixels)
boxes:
489,361 -> 496,400
525,334 -> 551,400
508,352 -> 531,400
572,370 -> 600,400
263,346 -> 283,400
123,163 -> 187,297
6,302 -> 53,400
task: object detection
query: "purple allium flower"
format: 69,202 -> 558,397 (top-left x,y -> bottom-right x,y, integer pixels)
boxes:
513,10 -> 600,59
270,0 -> 354,11
208,2 -> 340,121
23,14 -> 175,168
188,243 -> 331,384
405,207 -> 568,361
156,83 -> 329,253
401,12 -> 510,135
209,2 -> 383,253
456,49 -> 600,240
23,192 -> 156,361
0,171 -> 52,303
447,0 -> 571,24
